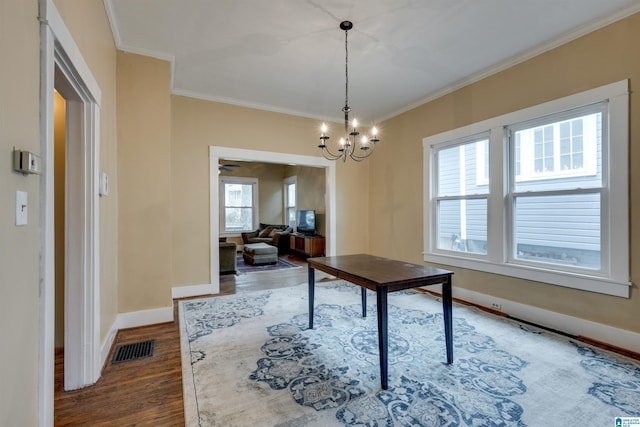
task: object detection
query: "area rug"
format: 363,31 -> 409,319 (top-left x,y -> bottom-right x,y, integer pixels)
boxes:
235,255 -> 301,274
179,281 -> 640,426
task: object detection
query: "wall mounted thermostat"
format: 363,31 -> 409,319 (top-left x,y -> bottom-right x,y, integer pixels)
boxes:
13,149 -> 42,175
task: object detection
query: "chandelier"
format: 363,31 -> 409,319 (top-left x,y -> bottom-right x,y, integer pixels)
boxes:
318,21 -> 380,162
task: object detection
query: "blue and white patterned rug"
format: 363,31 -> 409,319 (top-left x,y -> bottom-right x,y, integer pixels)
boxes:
179,281 -> 640,426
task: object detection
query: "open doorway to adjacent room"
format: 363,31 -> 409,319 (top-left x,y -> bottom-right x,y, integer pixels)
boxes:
209,147 -> 337,294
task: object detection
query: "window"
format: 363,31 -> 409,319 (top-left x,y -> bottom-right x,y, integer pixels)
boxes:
508,106 -> 604,270
436,135 -> 489,254
219,177 -> 258,233
284,176 -> 296,228
423,80 -> 629,297
513,111 -> 598,181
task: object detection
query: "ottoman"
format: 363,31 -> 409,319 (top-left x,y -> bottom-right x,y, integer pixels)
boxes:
243,242 -> 278,266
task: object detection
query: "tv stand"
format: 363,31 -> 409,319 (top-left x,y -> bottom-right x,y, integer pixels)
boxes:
290,234 -> 325,257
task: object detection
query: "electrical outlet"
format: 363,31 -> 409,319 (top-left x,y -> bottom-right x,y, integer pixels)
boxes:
491,302 -> 502,311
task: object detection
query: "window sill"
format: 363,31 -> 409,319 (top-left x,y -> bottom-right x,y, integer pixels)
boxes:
423,252 -> 630,298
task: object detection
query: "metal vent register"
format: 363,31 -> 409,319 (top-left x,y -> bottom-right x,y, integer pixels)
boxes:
111,340 -> 155,364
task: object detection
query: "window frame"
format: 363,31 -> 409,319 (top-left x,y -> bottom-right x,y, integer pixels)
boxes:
511,106 -> 600,182
423,80 -> 630,298
283,175 -> 297,228
219,176 -> 259,235
506,103 -> 607,274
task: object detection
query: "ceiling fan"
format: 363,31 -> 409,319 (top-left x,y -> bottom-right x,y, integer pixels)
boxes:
218,163 -> 240,173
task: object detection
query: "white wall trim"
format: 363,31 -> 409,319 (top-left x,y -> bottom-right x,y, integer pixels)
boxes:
40,0 -> 102,423
97,307 -> 173,370
38,16 -> 56,427
172,283 -> 216,300
100,322 -> 118,369
425,285 -> 640,354
116,307 -> 174,330
45,0 -> 101,104
174,88 -> 326,121
102,283 -> 214,366
383,3 -> 640,122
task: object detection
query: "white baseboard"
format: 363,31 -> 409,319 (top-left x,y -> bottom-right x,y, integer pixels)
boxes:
98,305 -> 174,370
98,284 -> 215,370
116,306 -> 174,330
100,321 -> 118,369
172,283 -> 216,299
424,285 -> 640,354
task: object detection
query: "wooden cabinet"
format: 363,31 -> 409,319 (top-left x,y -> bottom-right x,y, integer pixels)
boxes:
290,234 -> 325,257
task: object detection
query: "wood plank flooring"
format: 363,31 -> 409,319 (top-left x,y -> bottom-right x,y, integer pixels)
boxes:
54,255 -> 313,426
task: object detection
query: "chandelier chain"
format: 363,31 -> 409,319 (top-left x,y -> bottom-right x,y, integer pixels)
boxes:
344,28 -> 349,110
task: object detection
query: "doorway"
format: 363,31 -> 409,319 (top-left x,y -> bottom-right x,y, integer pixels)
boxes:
209,146 -> 337,294
52,63 -> 101,392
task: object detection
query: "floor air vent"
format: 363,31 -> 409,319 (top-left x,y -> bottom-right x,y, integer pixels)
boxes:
111,340 -> 155,364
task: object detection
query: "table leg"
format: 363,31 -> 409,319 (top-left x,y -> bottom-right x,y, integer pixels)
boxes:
361,287 -> 367,318
442,276 -> 453,364
376,288 -> 389,389
308,264 -> 315,329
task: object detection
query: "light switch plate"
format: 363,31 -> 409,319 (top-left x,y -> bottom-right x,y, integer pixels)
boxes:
16,191 -> 27,226
99,172 -> 109,197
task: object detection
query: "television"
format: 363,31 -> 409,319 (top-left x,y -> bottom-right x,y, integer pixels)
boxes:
296,209 -> 316,235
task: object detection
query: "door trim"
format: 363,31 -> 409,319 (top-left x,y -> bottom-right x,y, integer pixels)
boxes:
39,0 -> 101,424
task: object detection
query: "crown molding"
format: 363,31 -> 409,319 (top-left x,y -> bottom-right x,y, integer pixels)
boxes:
381,3 -> 640,122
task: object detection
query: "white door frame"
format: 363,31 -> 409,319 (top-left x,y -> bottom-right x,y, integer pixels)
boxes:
39,0 -> 101,424
209,147 -> 337,293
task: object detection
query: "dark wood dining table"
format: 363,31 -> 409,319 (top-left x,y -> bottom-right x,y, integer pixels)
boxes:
307,254 -> 454,390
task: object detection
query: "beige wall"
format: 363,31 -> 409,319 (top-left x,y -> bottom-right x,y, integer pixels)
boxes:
0,1 -> 41,423
171,95 -> 369,287
285,165 -> 327,236
117,51 -> 172,312
54,91 -> 66,348
371,12 -> 640,333
1,0 -> 117,423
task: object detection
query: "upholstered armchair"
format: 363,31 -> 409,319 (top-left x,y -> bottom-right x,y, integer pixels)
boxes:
219,241 -> 237,274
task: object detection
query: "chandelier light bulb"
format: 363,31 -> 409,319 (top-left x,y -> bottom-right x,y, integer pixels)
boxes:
340,138 -> 345,146
321,123 -> 327,134
352,118 -> 358,128
372,126 -> 378,136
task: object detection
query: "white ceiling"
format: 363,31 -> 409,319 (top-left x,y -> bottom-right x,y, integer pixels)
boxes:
105,0 -> 639,124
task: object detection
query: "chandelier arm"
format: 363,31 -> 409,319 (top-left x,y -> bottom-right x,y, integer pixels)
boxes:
349,141 -> 377,161
320,145 -> 344,161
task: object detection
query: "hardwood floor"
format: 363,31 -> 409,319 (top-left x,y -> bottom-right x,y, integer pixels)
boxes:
54,254 -> 314,426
